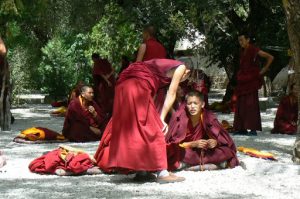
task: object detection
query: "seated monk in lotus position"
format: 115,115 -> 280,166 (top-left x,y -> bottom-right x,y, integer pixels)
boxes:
166,91 -> 239,171
271,83 -> 298,135
62,86 -> 107,142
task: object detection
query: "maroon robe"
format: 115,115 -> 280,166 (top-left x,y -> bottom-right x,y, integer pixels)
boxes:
94,59 -> 183,172
271,95 -> 298,135
234,44 -> 262,131
166,108 -> 239,171
92,58 -> 115,115
62,97 -> 106,142
143,38 -> 167,61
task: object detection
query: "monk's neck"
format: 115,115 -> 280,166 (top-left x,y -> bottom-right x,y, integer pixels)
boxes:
190,113 -> 201,127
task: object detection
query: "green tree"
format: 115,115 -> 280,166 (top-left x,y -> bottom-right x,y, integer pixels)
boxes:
89,3 -> 140,70
38,34 -> 91,99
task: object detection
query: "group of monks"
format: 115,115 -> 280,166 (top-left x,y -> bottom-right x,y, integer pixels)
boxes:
1,26 -> 298,183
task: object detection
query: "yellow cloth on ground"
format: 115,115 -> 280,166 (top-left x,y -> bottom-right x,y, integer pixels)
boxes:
19,127 -> 46,141
18,127 -> 65,141
58,145 -> 96,163
51,106 -> 67,115
237,146 -> 276,160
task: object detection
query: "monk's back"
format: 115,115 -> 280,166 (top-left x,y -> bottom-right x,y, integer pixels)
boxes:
143,38 -> 167,61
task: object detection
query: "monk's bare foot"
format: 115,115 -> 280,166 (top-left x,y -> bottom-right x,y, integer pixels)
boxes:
185,164 -> 220,171
86,167 -> 102,175
156,173 -> 185,184
55,169 -> 73,176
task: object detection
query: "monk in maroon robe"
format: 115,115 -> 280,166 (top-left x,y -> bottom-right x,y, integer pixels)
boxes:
95,59 -> 190,183
92,53 -> 115,116
62,86 -> 106,142
271,84 -> 298,135
166,91 -> 239,171
233,32 -> 273,136
136,25 -> 167,62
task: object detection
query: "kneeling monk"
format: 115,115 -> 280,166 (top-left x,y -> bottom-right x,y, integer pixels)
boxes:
62,86 -> 107,142
95,59 -> 190,183
166,91 -> 239,171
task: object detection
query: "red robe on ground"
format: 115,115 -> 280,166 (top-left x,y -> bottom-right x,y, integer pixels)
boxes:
29,149 -> 94,174
62,97 -> 106,142
234,44 -> 262,131
94,59 -> 183,172
92,58 -> 115,115
271,95 -> 298,135
166,108 -> 239,171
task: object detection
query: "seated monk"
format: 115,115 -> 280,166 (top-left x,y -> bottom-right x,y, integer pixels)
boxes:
29,145 -> 102,175
14,127 -> 65,142
271,84 -> 298,135
62,86 -> 107,142
165,91 -> 239,171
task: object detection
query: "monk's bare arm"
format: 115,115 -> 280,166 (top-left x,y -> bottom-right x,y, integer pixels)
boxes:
136,43 -> 146,62
0,37 -> 7,56
100,74 -> 112,87
258,50 -> 274,75
160,65 -> 187,122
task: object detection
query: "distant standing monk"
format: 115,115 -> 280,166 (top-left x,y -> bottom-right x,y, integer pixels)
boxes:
234,32 -> 273,136
92,53 -> 115,116
136,25 -> 167,61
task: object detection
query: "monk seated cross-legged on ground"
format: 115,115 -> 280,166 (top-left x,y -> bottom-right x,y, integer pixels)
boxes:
62,86 -> 107,142
271,83 -> 298,135
165,91 -> 239,171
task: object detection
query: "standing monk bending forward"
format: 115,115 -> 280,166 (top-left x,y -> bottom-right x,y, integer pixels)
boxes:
95,59 -> 190,183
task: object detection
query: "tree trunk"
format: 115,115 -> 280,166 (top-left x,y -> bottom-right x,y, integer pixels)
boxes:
282,0 -> 300,163
0,58 -> 11,131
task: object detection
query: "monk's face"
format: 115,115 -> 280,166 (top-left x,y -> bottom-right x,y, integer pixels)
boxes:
186,96 -> 204,116
82,88 -> 94,102
238,35 -> 250,48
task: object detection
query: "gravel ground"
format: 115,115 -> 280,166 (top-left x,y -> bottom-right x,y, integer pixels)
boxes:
0,97 -> 299,199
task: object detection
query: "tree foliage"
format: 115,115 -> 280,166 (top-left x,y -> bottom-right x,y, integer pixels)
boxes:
89,3 -> 140,69
38,34 -> 91,98
0,0 -> 291,100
